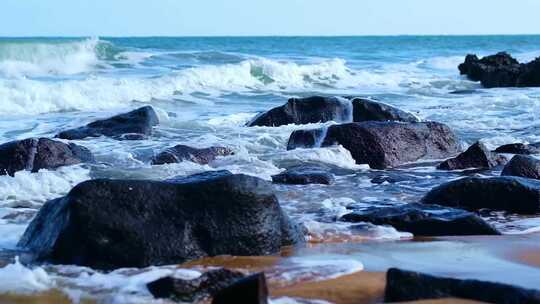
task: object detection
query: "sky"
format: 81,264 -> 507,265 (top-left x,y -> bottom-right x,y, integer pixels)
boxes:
1,0 -> 540,37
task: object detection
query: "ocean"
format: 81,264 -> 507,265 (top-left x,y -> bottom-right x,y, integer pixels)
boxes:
1,36 -> 540,302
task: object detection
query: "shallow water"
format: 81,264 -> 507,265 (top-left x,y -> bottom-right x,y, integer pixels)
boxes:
0,36 -> 540,302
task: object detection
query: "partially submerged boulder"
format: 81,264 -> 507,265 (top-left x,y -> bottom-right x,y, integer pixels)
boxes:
502,155 -> 540,180
437,141 -> 506,170
288,121 -> 460,169
494,143 -> 540,155
57,106 -> 159,140
18,171 -> 305,270
147,268 -> 245,303
422,176 -> 540,214
152,145 -> 233,165
247,96 -> 418,127
0,138 -> 94,176
385,268 -> 540,303
341,203 -> 499,236
459,52 -> 540,88
272,164 -> 335,185
212,273 -> 269,304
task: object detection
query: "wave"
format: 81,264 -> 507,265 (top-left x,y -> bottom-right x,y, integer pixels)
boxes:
0,38 -> 119,77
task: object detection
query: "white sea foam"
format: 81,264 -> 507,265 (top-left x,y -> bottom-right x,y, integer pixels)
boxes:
0,257 -> 52,294
269,146 -> 368,170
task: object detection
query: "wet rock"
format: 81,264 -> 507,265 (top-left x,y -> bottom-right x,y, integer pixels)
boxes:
385,268 -> 540,303
57,106 -> 159,140
212,273 -> 268,304
458,52 -> 540,88
0,138 -> 94,176
247,96 -> 418,127
437,141 -> 506,170
494,143 -> 540,155
152,145 -> 234,165
18,171 -> 305,270
449,89 -> 478,95
288,121 -> 460,169
422,176 -> 540,214
502,155 -> 540,180
341,203 -> 500,236
147,268 -> 245,302
370,173 -> 410,184
272,164 -> 335,185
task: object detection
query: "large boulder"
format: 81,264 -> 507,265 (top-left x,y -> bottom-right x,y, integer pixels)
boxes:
288,121 -> 460,169
494,143 -> 540,155
147,268 -> 245,303
437,141 -> 506,170
57,106 -> 159,140
246,96 -> 418,127
341,203 -> 499,236
422,176 -> 540,214
0,138 -> 94,176
502,155 -> 540,180
152,145 -> 233,165
272,164 -> 335,185
385,268 -> 540,303
458,52 -> 540,88
17,171 -> 305,270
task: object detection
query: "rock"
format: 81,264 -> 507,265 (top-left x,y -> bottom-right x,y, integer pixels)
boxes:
288,121 -> 460,169
341,203 -> 499,236
494,143 -> 540,155
458,52 -> 540,88
422,176 -> 540,214
212,273 -> 269,304
247,96 -> 418,127
0,138 -> 94,176
152,145 -> 234,165
57,106 -> 159,140
437,141 -> 506,170
272,164 -> 335,185
385,268 -> 540,303
17,171 -> 305,270
147,268 -> 245,302
502,155 -> 540,180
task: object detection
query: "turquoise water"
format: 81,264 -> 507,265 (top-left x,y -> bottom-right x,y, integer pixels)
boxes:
0,36 -> 539,301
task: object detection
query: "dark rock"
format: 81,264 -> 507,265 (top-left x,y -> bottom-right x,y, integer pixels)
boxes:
437,141 -> 506,170
212,273 -> 269,304
385,268 -> 540,303
370,174 -> 410,184
247,96 -> 418,127
422,176 -> 540,214
147,268 -> 245,302
459,52 -> 540,88
272,164 -> 335,185
57,106 -> 159,140
341,203 -> 499,236
0,138 -> 94,176
494,143 -> 540,155
449,89 -> 478,95
286,128 -> 328,150
502,155 -> 540,180
152,145 -> 234,165
17,171 -> 305,270
288,121 -> 460,169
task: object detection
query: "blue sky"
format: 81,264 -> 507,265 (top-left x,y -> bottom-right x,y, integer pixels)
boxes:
2,0 -> 540,36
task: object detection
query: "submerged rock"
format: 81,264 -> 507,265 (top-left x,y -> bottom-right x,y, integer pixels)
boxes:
437,141 -> 506,170
18,171 -> 305,270
0,138 -> 94,176
272,164 -> 335,185
341,203 -> 499,236
147,268 -> 245,302
288,121 -> 460,169
212,273 -> 269,304
246,96 -> 418,127
502,155 -> 540,180
385,268 -> 540,303
57,106 -> 159,140
422,176 -> 540,214
458,52 -> 540,88
494,143 -> 540,155
152,145 -> 234,165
